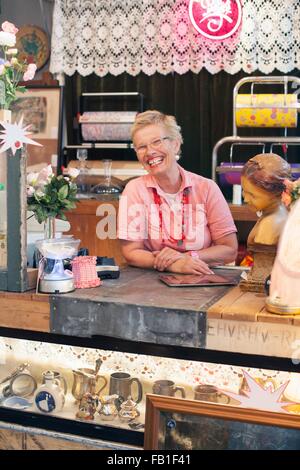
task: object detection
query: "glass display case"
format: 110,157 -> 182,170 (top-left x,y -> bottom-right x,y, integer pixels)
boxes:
0,328 -> 300,450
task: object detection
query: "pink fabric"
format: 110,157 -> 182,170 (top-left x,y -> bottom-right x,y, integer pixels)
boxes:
81,123 -> 132,141
118,165 -> 236,252
72,256 -> 102,289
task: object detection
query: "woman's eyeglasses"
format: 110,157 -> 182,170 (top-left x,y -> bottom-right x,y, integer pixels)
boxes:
134,136 -> 170,156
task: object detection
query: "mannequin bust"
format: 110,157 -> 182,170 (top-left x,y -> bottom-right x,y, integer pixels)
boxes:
240,153 -> 291,292
241,153 -> 291,246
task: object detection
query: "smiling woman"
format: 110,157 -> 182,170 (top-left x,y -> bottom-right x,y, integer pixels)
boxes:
118,110 -> 238,275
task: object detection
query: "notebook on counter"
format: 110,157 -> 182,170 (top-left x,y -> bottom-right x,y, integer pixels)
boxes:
158,270 -> 240,287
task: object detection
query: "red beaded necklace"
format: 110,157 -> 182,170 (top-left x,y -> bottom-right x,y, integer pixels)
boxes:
152,187 -> 190,246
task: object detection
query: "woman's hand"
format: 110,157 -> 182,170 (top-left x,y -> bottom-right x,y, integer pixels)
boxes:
168,256 -> 214,275
153,247 -> 184,271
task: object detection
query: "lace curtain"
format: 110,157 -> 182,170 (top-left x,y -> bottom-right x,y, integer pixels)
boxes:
50,0 -> 300,76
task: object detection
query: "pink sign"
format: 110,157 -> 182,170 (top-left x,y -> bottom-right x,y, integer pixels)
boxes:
189,0 -> 242,40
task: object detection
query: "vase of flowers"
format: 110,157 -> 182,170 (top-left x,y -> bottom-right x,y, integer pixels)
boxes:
27,165 -> 79,238
0,21 -> 37,119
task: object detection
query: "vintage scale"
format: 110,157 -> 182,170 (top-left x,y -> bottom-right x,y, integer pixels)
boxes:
36,237 -> 80,293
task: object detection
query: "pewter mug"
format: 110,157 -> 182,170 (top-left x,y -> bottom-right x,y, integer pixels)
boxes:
194,384 -> 230,404
72,368 -> 107,402
109,372 -> 143,403
152,379 -> 186,398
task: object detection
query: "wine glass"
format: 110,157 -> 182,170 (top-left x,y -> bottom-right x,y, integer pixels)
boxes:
76,148 -> 88,168
76,148 -> 89,194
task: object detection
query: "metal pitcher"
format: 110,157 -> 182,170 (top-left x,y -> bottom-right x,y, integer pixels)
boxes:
72,368 -> 107,402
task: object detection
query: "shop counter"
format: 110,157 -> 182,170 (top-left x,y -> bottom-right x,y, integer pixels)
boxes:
0,267 -> 300,450
0,266 -> 299,359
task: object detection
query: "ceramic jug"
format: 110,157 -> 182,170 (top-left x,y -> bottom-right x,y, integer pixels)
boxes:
34,370 -> 65,413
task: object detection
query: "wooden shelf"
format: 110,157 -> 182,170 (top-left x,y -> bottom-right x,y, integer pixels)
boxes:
64,199 -> 126,267
229,204 -> 258,222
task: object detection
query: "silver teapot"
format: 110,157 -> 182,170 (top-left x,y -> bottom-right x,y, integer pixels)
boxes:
118,396 -> 140,422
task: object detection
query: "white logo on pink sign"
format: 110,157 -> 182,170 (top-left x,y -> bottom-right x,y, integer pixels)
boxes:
189,0 -> 242,40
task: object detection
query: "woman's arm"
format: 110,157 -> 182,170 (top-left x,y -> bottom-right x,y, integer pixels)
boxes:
121,240 -> 214,275
192,233 -> 238,265
120,240 -> 156,269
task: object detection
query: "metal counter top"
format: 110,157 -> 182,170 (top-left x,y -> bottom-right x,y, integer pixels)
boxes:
50,267 -> 234,347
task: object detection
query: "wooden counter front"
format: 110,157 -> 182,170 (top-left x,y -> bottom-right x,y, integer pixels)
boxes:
0,290 -> 50,332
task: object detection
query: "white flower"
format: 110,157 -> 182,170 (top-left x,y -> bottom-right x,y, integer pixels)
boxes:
6,48 -> 17,55
68,168 -> 80,179
26,186 -> 35,197
0,31 -> 16,47
36,164 -> 53,186
27,172 -> 39,186
35,189 -> 45,198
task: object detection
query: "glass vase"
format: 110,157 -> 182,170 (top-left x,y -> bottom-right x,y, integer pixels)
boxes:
0,109 -> 12,124
43,216 -> 56,239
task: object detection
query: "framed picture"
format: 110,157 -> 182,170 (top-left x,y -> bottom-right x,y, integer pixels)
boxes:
144,394 -> 300,450
11,86 -> 62,171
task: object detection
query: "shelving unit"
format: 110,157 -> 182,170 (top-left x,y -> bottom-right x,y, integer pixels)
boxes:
61,92 -> 144,168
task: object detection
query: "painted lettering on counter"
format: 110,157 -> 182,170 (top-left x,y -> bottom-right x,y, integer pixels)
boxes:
208,322 -> 270,342
207,319 -> 300,357
207,321 -> 298,344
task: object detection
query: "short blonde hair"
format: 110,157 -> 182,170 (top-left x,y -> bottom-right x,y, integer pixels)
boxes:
131,110 -> 183,145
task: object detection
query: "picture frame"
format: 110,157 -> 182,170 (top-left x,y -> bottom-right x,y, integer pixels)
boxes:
144,394 -> 300,450
11,86 -> 63,171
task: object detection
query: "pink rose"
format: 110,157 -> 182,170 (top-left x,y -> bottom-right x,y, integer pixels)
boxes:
281,191 -> 292,207
1,21 -> 18,34
23,63 -> 37,81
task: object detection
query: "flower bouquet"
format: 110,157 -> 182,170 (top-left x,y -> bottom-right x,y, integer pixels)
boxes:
0,21 -> 37,110
27,165 -> 79,226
